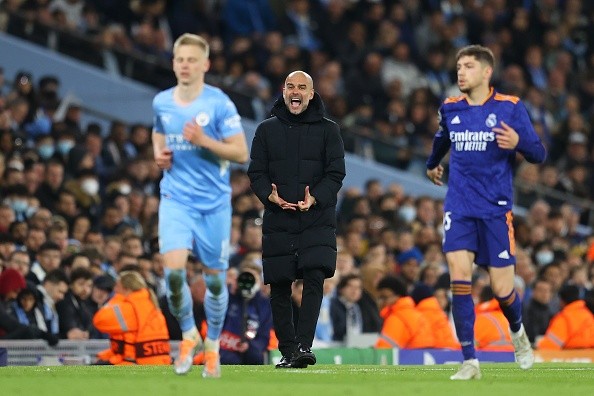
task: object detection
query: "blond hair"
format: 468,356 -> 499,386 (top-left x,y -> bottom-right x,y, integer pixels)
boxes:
119,270 -> 159,309
173,33 -> 209,58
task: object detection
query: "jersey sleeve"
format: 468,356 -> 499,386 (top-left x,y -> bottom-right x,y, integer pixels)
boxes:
216,95 -> 244,139
152,95 -> 165,134
426,106 -> 451,170
512,100 -> 546,164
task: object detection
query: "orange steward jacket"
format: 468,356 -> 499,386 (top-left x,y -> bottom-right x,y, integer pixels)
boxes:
93,289 -> 171,365
537,300 -> 594,350
416,297 -> 459,349
474,299 -> 513,351
376,296 -> 435,349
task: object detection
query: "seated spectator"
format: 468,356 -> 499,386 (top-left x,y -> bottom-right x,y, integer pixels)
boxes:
93,270 -> 170,365
523,278 -> 553,345
474,287 -> 514,352
375,275 -> 434,349
0,268 -> 59,345
56,267 -> 94,339
537,285 -> 594,350
411,284 -> 459,349
330,274 -> 380,343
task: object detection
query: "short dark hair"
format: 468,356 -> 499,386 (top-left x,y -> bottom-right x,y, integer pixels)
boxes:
377,275 -> 407,297
44,269 -> 68,285
456,45 -> 495,69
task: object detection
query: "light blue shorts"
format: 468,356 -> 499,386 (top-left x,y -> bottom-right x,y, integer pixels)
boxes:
158,197 -> 231,270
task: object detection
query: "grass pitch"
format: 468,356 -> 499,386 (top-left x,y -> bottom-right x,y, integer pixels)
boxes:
2,363 -> 593,396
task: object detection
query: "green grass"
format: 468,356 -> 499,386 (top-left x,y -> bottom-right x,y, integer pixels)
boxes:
2,363 -> 594,396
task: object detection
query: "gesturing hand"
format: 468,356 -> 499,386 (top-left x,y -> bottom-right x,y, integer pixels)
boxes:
493,121 -> 519,150
427,164 -> 444,186
268,183 -> 298,211
182,121 -> 207,147
297,186 -> 316,212
155,147 -> 173,170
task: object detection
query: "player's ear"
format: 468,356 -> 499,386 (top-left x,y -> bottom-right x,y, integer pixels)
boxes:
203,59 -> 211,73
309,89 -> 315,100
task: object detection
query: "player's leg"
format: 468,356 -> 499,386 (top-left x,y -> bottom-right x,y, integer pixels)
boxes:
159,198 -> 202,375
193,206 -> 232,378
483,213 -> 534,369
442,212 -> 481,380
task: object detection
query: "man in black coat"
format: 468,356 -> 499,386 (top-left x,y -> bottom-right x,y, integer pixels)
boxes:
248,71 -> 345,368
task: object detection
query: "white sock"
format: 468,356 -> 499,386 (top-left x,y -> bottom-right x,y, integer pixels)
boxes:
204,337 -> 220,353
182,326 -> 202,345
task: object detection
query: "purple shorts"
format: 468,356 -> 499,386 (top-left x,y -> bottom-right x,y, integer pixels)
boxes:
442,210 -> 516,267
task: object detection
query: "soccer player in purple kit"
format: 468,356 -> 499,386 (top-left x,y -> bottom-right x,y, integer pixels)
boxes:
153,33 -> 249,378
426,45 -> 546,380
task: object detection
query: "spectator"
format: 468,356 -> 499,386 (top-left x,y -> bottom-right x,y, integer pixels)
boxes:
523,278 -> 554,345
375,275 -> 434,349
537,284 -> 594,350
56,267 -> 94,339
27,241 -> 62,285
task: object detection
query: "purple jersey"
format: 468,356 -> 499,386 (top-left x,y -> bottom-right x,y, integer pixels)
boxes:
427,88 -> 546,218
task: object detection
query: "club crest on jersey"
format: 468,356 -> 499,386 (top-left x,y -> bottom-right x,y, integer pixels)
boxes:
485,113 -> 497,128
195,112 -> 210,126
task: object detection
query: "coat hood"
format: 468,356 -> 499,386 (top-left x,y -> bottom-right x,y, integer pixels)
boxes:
270,92 -> 326,124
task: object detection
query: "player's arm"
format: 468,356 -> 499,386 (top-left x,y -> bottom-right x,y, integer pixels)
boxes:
202,131 -> 249,164
496,101 -> 546,164
426,107 -> 451,185
152,130 -> 172,170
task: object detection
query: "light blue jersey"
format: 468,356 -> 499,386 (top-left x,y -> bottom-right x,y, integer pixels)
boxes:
153,85 -> 244,212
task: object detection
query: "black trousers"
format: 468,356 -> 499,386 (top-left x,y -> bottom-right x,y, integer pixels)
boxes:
269,268 -> 325,357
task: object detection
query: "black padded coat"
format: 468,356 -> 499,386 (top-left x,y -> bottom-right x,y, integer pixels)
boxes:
247,93 -> 346,284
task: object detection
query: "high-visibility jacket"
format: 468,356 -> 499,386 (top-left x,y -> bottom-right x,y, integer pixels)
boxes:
537,300 -> 594,350
474,299 -> 514,351
93,289 -> 171,365
376,296 -> 435,349
416,297 -> 459,349
95,294 -> 126,365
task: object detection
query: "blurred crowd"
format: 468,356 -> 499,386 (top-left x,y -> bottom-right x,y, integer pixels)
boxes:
0,0 -> 594,355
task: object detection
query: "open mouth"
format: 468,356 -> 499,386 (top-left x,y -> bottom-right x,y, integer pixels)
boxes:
290,97 -> 302,110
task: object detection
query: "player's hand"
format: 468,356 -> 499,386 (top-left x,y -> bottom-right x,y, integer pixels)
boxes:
493,121 -> 519,150
427,165 -> 444,186
182,121 -> 207,147
297,186 -> 316,212
155,147 -> 172,170
268,183 -> 298,210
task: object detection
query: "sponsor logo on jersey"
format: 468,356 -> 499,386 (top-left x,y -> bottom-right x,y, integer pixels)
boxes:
450,130 -> 495,152
451,115 -> 461,124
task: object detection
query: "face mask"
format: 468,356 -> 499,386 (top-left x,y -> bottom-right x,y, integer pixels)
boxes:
81,179 -> 99,196
119,184 -> 132,195
57,140 -> 75,155
535,251 -> 554,266
11,199 -> 29,213
38,144 -> 55,160
398,206 -> 416,223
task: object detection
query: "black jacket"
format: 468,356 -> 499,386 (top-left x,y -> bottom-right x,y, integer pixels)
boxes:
248,93 -> 345,284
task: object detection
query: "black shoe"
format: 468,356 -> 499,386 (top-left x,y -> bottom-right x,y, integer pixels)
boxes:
291,345 -> 316,368
275,355 -> 293,369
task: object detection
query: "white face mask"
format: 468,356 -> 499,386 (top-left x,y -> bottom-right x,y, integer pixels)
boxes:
398,206 -> 417,223
119,184 -> 132,195
535,251 -> 554,266
81,179 -> 99,196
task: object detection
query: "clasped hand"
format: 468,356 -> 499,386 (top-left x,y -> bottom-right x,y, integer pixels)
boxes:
268,184 -> 315,212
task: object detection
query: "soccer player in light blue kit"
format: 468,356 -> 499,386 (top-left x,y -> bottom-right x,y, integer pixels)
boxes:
426,45 -> 546,380
152,33 -> 248,377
